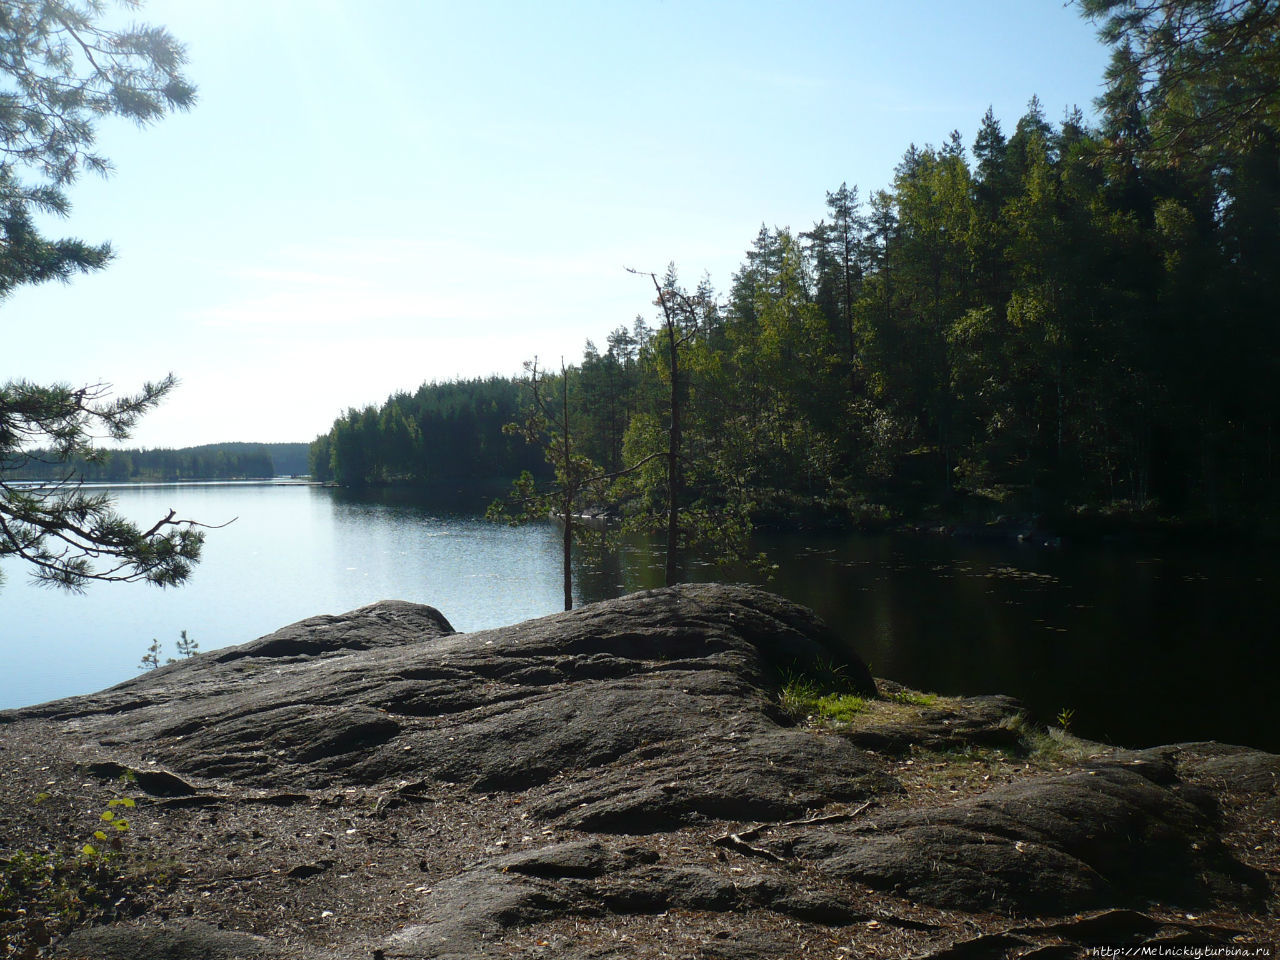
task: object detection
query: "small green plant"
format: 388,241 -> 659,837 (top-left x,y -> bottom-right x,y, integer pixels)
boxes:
778,674 -> 823,720
1,779 -> 144,954
888,690 -> 937,707
778,657 -> 867,724
813,693 -> 868,722
82,797 -> 134,859
139,630 -> 200,670
173,629 -> 199,659
1,850 -> 85,946
1055,706 -> 1076,732
139,638 -> 162,670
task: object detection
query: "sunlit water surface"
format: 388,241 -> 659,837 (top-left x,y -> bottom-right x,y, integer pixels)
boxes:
1,483 -> 567,709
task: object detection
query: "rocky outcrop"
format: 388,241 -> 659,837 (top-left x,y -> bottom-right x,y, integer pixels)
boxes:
790,760 -> 1264,913
21,585 -> 881,804
0,584 -> 1274,960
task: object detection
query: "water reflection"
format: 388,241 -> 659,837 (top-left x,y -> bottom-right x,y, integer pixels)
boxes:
573,528 -> 1278,753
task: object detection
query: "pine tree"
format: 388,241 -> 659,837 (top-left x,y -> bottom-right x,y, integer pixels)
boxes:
1082,0 -> 1280,162
816,183 -> 865,388
490,359 -> 603,610
0,1 -> 201,591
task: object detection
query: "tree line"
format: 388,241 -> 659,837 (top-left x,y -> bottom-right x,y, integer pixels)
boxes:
311,2 -> 1280,605
315,108 -> 1279,536
16,1 -> 1267,595
308,378 -> 547,491
8,442 -> 308,483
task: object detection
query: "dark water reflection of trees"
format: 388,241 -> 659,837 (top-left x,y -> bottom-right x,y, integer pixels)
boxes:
574,529 -> 1279,753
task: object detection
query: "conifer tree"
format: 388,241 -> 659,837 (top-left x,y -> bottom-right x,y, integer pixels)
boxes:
0,1 -> 201,591
490,359 -> 604,610
1082,0 -> 1280,161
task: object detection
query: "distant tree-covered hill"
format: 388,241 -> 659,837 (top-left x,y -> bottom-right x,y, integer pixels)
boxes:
6,442 -> 310,482
309,378 -> 548,491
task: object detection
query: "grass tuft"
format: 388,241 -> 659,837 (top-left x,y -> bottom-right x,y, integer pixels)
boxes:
779,677 -> 869,723
887,690 -> 936,707
813,693 -> 868,722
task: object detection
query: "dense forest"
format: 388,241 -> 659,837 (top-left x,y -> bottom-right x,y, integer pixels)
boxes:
309,378 -> 547,491
313,2 -> 1280,538
9,442 -> 309,482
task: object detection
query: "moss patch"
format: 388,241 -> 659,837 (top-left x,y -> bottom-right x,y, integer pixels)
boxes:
780,672 -> 948,730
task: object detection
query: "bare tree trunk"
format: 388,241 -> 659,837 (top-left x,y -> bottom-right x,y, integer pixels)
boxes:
630,267 -> 691,588
665,315 -> 681,587
844,234 -> 857,395
562,503 -> 573,610
561,363 -> 574,610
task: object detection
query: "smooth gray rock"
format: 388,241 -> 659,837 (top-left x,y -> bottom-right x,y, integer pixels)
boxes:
8,584 -> 881,821
790,764 -> 1268,913
5,584 -> 1272,960
54,922 -> 270,960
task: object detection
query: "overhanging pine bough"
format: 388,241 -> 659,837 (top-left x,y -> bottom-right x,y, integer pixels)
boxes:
0,1 -> 201,591
0,377 -> 211,591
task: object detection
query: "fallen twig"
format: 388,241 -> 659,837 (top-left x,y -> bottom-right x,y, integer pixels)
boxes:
712,801 -> 875,861
715,801 -> 874,845
713,833 -> 789,863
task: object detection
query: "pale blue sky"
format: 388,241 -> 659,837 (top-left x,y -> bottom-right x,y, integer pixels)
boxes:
3,1 -> 1112,448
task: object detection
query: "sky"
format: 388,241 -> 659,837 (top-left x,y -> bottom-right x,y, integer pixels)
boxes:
3,0 -> 1115,449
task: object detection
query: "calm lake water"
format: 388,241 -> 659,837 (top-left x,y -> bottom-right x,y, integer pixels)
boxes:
2,482 -> 1276,752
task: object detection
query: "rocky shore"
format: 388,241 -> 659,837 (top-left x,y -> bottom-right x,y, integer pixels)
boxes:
1,584 -> 1275,958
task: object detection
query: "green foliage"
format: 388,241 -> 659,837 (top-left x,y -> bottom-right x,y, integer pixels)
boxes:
1,379 -> 206,591
3,441 -> 304,482
1,780 -> 143,954
780,662 -> 945,726
0,851 -> 93,950
138,638 -> 162,671
327,9 -> 1280,535
0,2 -> 195,191
777,674 -> 824,721
779,678 -> 867,724
0,0 -> 195,307
576,331 -> 639,474
615,266 -> 777,580
777,658 -> 867,723
84,796 -> 134,859
1056,706 -> 1076,732
138,629 -> 199,670
0,1 -> 202,592
488,360 -> 610,609
314,377 -> 545,491
813,693 -> 868,723
1082,0 -> 1280,163
0,847 -> 145,948
173,629 -> 199,659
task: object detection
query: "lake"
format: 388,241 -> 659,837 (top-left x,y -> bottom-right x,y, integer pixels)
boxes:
2,482 -> 1276,752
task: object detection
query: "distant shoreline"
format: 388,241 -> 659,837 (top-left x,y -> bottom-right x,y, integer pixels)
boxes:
9,477 -> 320,490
